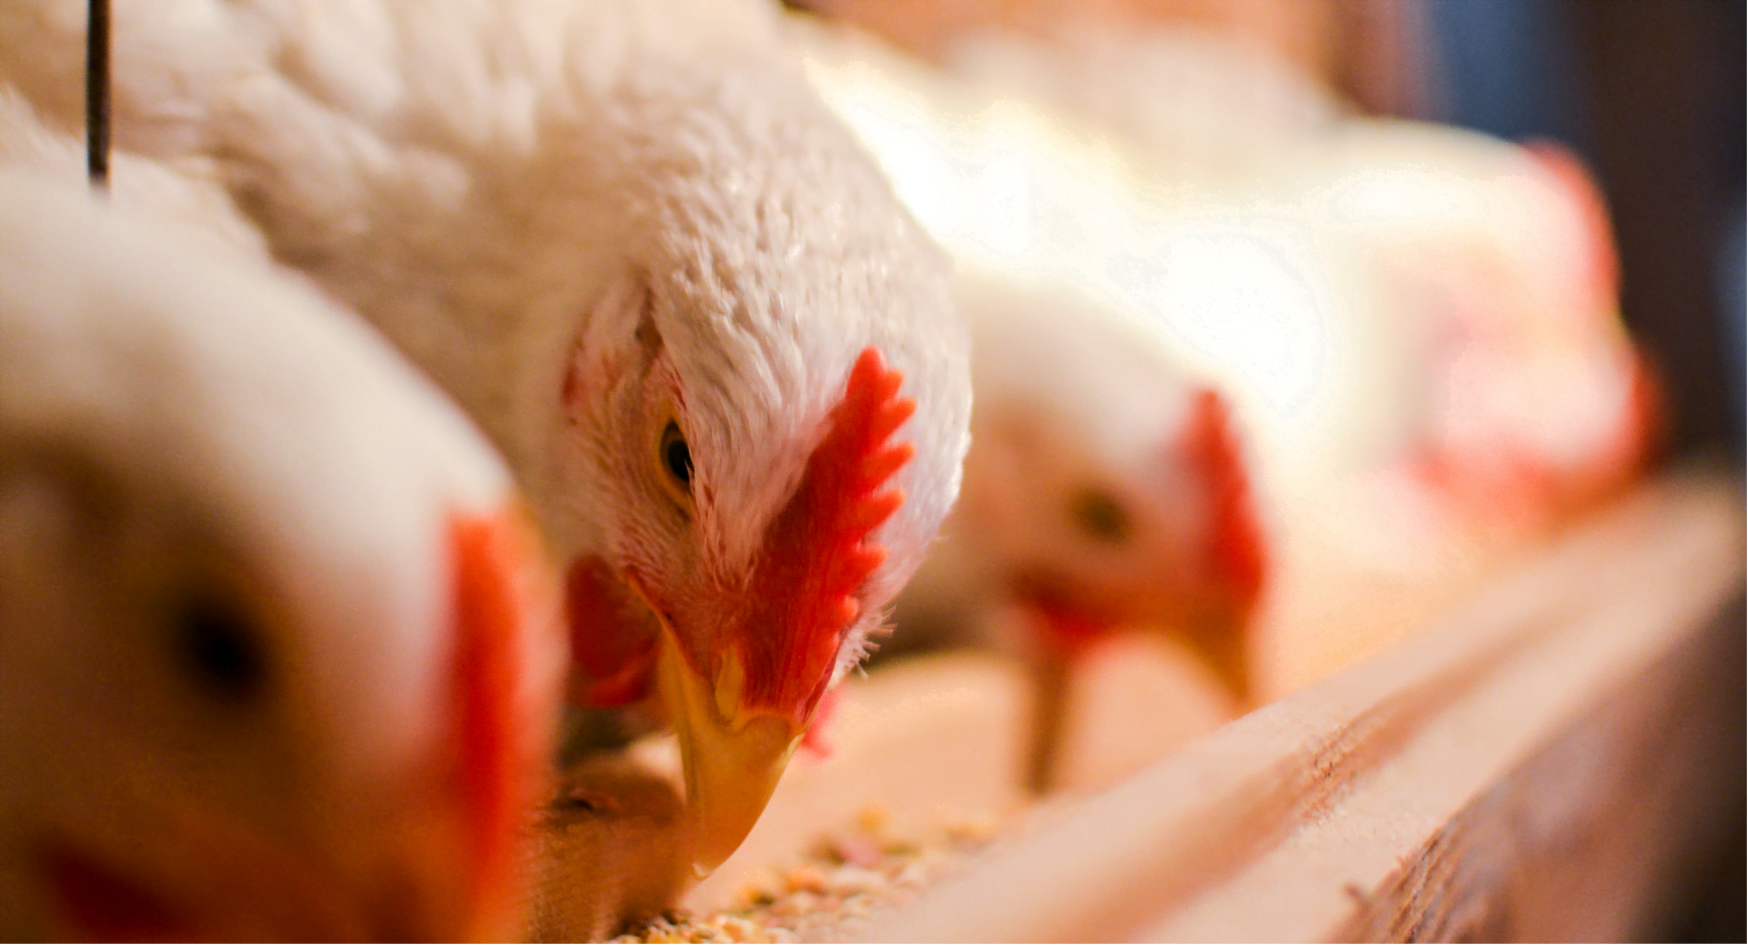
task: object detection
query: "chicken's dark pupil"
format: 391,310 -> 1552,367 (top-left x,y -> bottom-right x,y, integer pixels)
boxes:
663,423 -> 693,487
177,593 -> 266,700
1071,488 -> 1131,543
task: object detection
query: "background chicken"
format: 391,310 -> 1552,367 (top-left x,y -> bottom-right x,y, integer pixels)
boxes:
0,0 -> 974,871
0,165 -> 564,940
932,21 -> 1656,524
1296,125 -> 1656,528
784,16 -> 1267,789
901,267 -> 1263,686
897,266 -> 1264,789
788,10 -> 1657,783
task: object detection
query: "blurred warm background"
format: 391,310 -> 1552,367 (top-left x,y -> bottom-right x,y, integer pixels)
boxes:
798,0 -> 1743,459
770,0 -> 1744,937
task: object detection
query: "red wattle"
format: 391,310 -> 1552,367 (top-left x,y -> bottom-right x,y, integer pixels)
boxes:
564,556 -> 656,708
40,841 -> 193,941
799,687 -> 841,760
447,506 -> 552,930
1025,595 -> 1117,658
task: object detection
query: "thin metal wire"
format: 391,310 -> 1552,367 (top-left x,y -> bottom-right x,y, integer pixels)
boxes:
86,0 -> 109,192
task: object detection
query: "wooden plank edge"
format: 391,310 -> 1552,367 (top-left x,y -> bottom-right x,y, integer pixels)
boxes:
1332,593 -> 1745,941
858,473 -> 1744,942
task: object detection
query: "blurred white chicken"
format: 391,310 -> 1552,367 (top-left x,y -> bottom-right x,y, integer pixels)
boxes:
903,267 -> 1263,686
785,17 -> 1268,789
936,22 -> 1656,525
0,0 -> 973,870
0,164 -> 565,940
1296,125 -> 1657,527
789,13 -> 1657,758
979,24 -> 1660,687
902,267 -> 1265,788
945,22 -> 1342,186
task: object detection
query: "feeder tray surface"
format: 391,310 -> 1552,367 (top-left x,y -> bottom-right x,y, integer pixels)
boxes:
536,470 -> 1743,942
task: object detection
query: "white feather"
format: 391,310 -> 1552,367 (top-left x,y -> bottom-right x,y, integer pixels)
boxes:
794,15 -> 1649,664
0,0 -> 973,682
0,158 -> 533,936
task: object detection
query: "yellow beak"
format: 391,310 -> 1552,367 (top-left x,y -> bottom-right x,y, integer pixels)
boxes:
655,631 -> 804,877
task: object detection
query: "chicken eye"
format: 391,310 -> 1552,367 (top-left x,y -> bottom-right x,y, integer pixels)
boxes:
174,591 -> 267,702
660,421 -> 693,491
1070,488 -> 1131,544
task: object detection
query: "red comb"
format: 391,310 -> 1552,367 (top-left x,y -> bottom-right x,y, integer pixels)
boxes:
448,506 -> 555,937
1182,389 -> 1266,614
742,346 -> 915,715
1623,351 -> 1667,474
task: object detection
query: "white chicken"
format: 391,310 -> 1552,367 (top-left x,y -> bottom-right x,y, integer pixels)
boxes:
0,164 -> 565,940
785,18 -> 1267,789
944,22 -> 1341,187
902,264 -> 1264,672
0,0 -> 973,871
902,267 -> 1265,788
1295,126 -> 1657,527
791,14 -> 1656,742
932,22 -> 1655,525
793,24 -> 1263,615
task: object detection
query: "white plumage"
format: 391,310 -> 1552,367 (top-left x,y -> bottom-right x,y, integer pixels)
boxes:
935,24 -> 1652,519
787,17 -> 1269,790
896,264 -> 1260,673
0,159 -> 563,939
0,0 -> 972,868
792,15 -> 1654,732
793,16 -> 1264,653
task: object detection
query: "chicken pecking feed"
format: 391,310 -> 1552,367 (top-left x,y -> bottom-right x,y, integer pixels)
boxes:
0,0 -> 975,872
790,12 -> 1657,784
0,164 -> 565,941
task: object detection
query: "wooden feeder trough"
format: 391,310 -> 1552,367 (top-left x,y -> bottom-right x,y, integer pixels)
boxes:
530,469 -> 1743,942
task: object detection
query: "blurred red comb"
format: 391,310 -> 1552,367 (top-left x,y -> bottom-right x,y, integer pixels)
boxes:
1183,388 -> 1266,613
448,506 -> 556,938
1524,139 -> 1620,318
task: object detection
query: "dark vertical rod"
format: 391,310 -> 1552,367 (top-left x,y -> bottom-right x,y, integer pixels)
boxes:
86,0 -> 110,191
